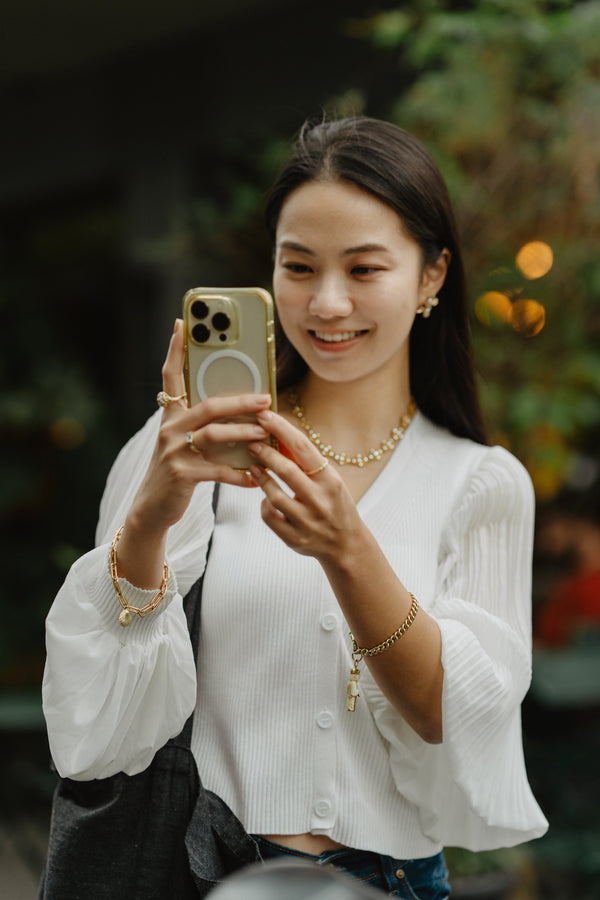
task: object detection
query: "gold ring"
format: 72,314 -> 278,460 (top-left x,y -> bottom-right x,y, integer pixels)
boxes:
157,391 -> 187,408
186,431 -> 202,453
305,459 -> 329,476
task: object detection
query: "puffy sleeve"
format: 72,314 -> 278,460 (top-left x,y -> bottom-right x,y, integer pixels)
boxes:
42,411 -> 215,781
365,446 -> 548,849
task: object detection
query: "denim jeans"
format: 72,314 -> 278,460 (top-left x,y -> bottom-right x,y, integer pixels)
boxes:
254,837 -> 450,899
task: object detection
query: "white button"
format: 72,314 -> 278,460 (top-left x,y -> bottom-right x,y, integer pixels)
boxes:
320,614 -> 337,632
317,711 -> 334,729
314,799 -> 332,818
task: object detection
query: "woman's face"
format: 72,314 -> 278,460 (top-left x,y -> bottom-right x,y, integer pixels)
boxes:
273,179 -> 447,390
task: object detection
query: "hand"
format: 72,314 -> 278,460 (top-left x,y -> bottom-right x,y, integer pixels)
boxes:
247,409 -> 364,565
250,411 -> 444,744
118,320 -> 271,587
129,319 -> 272,533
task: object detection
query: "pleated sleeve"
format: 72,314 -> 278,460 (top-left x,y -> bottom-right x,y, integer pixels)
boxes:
365,446 -> 548,849
42,411 -> 215,780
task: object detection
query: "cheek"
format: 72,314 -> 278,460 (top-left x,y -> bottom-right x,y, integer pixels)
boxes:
273,279 -> 304,325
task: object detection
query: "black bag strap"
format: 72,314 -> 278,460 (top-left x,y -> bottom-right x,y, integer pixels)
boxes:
175,482 -> 220,750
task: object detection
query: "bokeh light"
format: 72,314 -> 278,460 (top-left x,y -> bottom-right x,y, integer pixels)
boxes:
515,241 -> 553,279
49,417 -> 86,449
511,299 -> 546,337
475,291 -> 513,326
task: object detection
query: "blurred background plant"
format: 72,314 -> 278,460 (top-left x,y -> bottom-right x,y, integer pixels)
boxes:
1,0 -> 599,896
352,0 -> 600,501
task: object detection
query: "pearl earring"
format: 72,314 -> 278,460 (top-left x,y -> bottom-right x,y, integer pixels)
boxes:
416,296 -> 439,319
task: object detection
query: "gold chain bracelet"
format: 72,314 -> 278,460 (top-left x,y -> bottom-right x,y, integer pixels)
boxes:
346,593 -> 419,711
109,526 -> 170,627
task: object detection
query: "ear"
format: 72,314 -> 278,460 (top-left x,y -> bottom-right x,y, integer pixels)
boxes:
418,248 -> 450,308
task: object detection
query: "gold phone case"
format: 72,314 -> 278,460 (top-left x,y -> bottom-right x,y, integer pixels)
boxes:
183,287 -> 277,470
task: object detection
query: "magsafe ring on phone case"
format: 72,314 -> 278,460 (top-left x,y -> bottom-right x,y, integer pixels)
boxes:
196,349 -> 262,401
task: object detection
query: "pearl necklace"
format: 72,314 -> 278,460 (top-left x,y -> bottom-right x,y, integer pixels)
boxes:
287,392 -> 417,468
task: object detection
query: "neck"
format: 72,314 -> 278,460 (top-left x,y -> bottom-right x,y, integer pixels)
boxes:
289,372 -> 413,453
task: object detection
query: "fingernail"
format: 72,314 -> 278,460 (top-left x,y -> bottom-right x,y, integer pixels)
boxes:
256,410 -> 271,422
247,442 -> 261,454
249,465 -> 263,480
256,395 -> 271,406
173,318 -> 182,334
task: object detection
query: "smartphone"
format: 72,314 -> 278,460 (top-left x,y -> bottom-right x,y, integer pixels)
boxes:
183,287 -> 277,470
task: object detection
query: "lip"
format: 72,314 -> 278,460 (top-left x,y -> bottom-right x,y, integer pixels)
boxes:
309,329 -> 368,352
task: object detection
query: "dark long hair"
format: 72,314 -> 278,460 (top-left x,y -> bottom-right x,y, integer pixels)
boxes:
265,116 -> 488,445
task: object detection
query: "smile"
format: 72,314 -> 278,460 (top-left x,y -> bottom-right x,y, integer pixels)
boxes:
312,330 -> 366,343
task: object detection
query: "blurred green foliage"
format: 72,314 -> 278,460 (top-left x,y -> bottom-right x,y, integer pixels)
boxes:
353,0 -> 600,497
0,200 -> 126,685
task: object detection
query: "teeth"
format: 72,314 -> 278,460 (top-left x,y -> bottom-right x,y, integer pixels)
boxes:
314,331 -> 361,343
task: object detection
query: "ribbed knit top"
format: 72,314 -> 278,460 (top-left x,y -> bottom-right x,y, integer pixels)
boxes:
42,410 -> 548,856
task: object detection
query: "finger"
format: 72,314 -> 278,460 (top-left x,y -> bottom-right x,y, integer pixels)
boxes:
250,466 -> 308,533
249,463 -> 300,514
249,446 -> 325,516
184,458 -> 260,490
180,432 -> 261,489
251,473 -> 329,557
185,392 -> 272,428
207,465 -> 259,490
188,422 -> 269,450
256,410 -> 326,473
260,495 -> 306,546
161,319 -> 187,408
248,428 -> 329,498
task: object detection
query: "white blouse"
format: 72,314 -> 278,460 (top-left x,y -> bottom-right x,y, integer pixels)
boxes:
42,410 -> 548,858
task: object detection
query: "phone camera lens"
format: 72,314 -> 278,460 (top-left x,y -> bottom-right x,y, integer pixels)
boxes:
191,300 -> 209,320
192,323 -> 210,343
212,312 -> 230,332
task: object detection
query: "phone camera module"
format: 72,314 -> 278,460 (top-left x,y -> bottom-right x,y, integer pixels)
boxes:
212,312 -> 230,332
191,300 -> 209,320
192,323 -> 210,344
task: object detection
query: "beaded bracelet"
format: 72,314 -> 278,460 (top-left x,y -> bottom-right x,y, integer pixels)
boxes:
346,593 -> 419,711
109,526 -> 170,627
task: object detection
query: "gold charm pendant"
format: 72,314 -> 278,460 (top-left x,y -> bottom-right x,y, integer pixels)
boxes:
118,608 -> 133,627
346,665 -> 361,711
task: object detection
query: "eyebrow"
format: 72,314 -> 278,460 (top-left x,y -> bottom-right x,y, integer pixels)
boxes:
342,243 -> 391,256
278,241 -> 315,255
277,241 -> 391,257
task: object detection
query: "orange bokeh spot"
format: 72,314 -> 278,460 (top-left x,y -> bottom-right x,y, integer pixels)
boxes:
516,241 -> 553,279
511,299 -> 545,337
475,291 -> 512,325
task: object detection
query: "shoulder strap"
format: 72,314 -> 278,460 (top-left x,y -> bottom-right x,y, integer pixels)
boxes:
183,481 -> 221,660
176,482 -> 220,750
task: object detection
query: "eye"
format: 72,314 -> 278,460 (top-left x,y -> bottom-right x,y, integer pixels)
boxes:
283,262 -> 313,274
351,265 -> 383,276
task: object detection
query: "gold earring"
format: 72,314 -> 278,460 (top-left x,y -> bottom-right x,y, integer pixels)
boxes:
416,296 -> 439,319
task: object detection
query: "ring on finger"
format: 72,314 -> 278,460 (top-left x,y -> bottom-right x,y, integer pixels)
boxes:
186,431 -> 202,453
305,459 -> 329,476
157,390 -> 187,408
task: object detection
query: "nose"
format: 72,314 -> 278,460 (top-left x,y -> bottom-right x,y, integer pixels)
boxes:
308,275 -> 353,319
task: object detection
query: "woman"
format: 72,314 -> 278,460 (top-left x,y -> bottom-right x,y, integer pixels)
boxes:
43,117 -> 548,898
